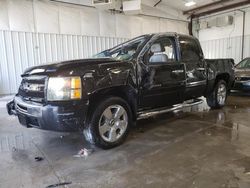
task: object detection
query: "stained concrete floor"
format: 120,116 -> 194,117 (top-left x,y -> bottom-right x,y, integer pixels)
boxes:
1,95 -> 250,188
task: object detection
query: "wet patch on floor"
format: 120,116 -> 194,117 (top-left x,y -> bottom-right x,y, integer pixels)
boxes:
0,96 -> 250,187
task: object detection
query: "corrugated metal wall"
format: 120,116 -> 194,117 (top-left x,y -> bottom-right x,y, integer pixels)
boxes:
200,35 -> 250,64
2,30 -> 248,95
0,30 -> 128,95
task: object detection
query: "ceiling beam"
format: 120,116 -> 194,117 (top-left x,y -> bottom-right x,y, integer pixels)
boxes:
183,0 -> 231,15
193,0 -> 250,18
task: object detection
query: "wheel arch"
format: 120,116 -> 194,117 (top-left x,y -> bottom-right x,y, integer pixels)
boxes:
206,72 -> 231,97
87,85 -> 138,122
215,73 -> 230,86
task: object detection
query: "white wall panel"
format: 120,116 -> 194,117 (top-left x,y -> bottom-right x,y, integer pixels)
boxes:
2,31 -> 19,93
130,16 -> 143,37
8,0 -> 34,32
142,17 -> 159,34
198,10 -> 250,41
0,0 -> 9,30
0,31 -> 10,93
116,14 -> 131,38
245,11 -> 250,36
0,30 -> 128,95
80,7 -> 100,36
59,6 -> 81,35
0,0 -> 188,38
160,19 -> 188,34
99,11 -> 116,37
178,22 -> 189,34
244,35 -> 250,58
165,20 -> 180,33
35,1 -> 59,34
200,35 -> 250,65
0,0 -> 189,95
159,19 -> 168,32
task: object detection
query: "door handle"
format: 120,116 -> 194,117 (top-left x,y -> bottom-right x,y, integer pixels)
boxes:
197,68 -> 205,71
172,70 -> 184,73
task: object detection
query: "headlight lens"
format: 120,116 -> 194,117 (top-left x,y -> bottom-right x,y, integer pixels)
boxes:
47,77 -> 82,101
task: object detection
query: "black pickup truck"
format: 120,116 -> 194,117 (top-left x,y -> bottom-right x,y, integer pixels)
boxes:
7,33 -> 235,149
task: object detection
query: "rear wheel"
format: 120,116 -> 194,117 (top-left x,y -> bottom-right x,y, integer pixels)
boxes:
206,80 -> 228,109
84,97 -> 132,149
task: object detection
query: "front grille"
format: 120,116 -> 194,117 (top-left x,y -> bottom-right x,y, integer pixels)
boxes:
18,75 -> 47,103
16,104 -> 28,113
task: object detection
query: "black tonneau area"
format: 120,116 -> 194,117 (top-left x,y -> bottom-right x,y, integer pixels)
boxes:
206,58 -> 234,75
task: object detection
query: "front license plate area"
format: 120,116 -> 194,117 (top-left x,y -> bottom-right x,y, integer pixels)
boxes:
18,115 -> 28,127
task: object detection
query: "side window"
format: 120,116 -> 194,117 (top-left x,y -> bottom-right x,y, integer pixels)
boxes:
146,37 -> 176,64
179,37 -> 202,61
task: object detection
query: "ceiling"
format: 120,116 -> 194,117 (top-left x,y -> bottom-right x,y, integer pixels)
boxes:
51,0 -> 250,18
158,0 -> 222,11
153,0 -> 250,17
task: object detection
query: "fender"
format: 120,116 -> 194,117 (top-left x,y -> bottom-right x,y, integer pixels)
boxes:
82,61 -> 138,120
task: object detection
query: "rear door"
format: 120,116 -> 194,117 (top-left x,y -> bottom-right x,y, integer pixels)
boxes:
139,36 -> 186,109
179,36 -> 207,99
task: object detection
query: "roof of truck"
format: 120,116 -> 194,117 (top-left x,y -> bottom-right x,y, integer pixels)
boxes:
151,32 -> 197,39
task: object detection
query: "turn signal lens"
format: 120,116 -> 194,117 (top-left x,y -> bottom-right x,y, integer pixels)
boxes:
71,89 -> 82,99
71,77 -> 81,89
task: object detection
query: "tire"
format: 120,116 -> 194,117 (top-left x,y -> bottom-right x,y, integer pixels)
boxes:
206,80 -> 228,109
83,97 -> 132,149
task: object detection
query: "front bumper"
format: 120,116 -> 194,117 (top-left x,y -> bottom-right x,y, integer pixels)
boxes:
7,96 -> 88,132
233,81 -> 250,91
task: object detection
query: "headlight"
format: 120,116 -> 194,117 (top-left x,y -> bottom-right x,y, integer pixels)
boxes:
47,77 -> 82,101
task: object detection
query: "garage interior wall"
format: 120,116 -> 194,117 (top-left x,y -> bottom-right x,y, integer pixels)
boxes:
0,0 -> 188,95
198,7 -> 250,64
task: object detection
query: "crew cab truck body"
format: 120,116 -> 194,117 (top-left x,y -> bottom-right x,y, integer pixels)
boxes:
7,33 -> 235,149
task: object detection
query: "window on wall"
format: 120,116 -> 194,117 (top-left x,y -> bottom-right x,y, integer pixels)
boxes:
179,37 -> 202,61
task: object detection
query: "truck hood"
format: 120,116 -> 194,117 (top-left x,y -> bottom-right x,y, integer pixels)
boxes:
22,58 -> 120,76
235,68 -> 250,77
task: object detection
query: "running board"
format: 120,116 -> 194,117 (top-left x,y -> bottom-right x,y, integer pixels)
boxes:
137,99 -> 203,120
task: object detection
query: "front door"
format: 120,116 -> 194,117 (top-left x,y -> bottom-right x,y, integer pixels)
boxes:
139,36 -> 186,110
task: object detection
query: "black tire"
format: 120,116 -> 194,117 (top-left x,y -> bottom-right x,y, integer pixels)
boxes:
83,97 -> 132,149
206,80 -> 228,109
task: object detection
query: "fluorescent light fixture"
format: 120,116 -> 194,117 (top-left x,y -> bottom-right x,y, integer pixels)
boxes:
185,1 -> 196,7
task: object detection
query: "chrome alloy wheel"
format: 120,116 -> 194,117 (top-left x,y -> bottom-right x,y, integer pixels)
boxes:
217,83 -> 227,105
98,105 -> 128,143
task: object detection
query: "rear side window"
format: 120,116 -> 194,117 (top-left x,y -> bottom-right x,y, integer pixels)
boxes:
179,37 -> 202,61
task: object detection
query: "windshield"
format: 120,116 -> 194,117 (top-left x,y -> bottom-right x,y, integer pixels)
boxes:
93,35 -> 149,61
236,58 -> 250,69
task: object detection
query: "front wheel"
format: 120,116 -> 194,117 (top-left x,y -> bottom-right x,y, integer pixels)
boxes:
206,80 -> 228,109
84,97 -> 132,149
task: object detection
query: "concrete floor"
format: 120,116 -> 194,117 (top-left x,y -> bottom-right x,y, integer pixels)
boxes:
1,95 -> 250,188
